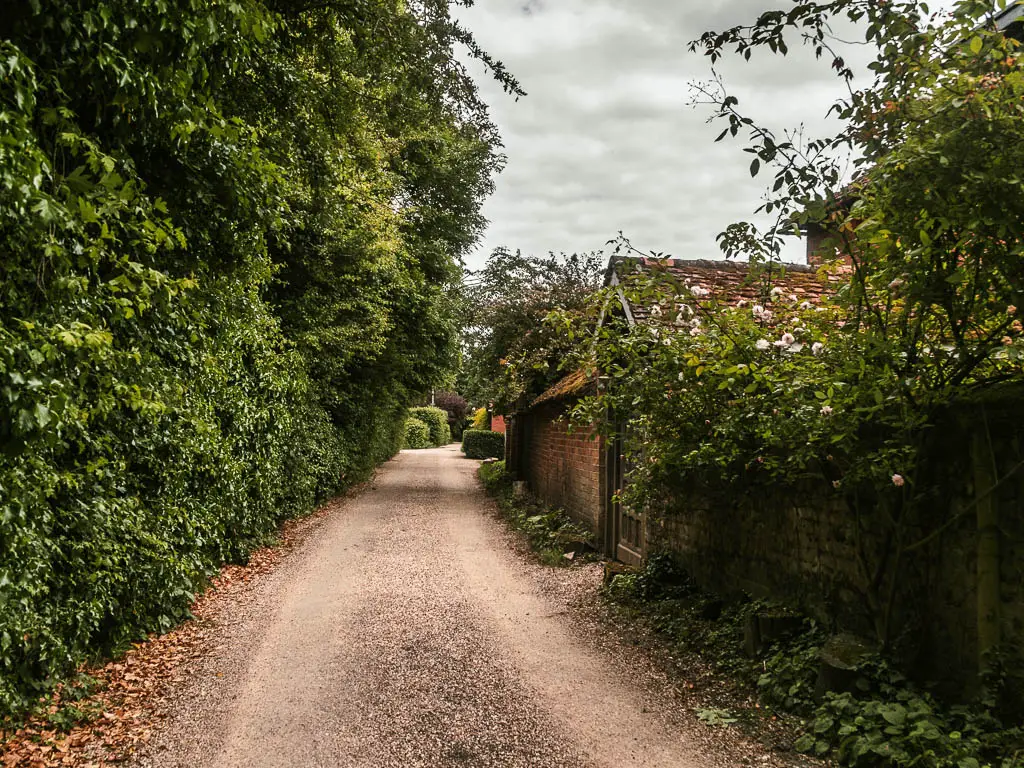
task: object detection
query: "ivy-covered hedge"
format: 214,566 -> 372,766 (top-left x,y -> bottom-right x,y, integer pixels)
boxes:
0,1 -> 508,718
462,429 -> 505,460
408,406 -> 452,446
404,418 -> 432,449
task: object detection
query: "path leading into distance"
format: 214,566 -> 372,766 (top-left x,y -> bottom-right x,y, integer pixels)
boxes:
131,446 -> 722,768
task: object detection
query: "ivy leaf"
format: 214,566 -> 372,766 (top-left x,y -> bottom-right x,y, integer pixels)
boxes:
794,733 -> 816,753
33,403 -> 51,429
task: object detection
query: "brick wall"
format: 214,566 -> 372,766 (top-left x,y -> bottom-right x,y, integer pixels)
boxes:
650,407 -> 1024,691
654,486 -> 856,614
520,401 -> 605,534
514,391 -> 1023,689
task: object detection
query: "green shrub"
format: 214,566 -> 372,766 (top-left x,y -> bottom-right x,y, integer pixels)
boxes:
471,406 -> 490,430
476,461 -> 594,566
478,459 -> 511,493
404,418 -> 432,449
408,406 -> 451,446
462,429 -> 505,459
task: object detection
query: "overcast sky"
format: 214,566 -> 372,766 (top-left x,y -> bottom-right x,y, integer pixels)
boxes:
455,0 -> 883,269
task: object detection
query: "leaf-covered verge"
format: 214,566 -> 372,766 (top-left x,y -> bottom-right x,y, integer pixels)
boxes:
607,555 -> 1024,768
477,461 -> 594,566
0,497 -> 342,766
0,0 -> 516,718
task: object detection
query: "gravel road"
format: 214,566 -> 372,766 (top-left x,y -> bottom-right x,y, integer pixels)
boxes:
130,446 -> 764,768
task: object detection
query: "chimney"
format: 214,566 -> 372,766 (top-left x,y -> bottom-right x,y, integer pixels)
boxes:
805,223 -> 853,267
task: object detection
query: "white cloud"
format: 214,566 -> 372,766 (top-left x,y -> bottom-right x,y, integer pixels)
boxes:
456,0 -> 879,269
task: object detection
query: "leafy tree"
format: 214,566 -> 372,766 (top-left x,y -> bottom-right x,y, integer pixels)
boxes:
0,0 -> 514,716
688,0 -> 1024,667
431,390 -> 470,439
561,8 -> 1024,760
460,247 -> 604,408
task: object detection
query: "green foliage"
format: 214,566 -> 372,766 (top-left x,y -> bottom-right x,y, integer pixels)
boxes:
569,1 -> 1024,654
432,391 -> 469,440
471,406 -> 490,430
403,418 -> 432,450
605,558 -> 1022,768
696,708 -> 738,727
792,655 -> 1024,768
478,459 -> 512,494
757,622 -> 827,715
461,429 -> 505,460
476,460 -> 594,566
0,0 -> 512,718
408,406 -> 451,447
460,247 -> 604,408
606,551 -> 693,602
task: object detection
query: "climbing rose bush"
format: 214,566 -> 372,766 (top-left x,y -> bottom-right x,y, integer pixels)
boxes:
570,264 -> 921,509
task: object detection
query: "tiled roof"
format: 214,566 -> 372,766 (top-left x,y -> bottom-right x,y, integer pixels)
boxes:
524,256 -> 844,413
530,367 -> 595,408
611,256 -> 841,325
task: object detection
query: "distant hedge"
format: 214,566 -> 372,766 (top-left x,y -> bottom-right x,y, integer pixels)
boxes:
408,406 -> 451,447
462,429 -> 505,460
404,418 -> 432,449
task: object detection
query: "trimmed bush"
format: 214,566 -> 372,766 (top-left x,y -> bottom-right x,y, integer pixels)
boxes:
408,406 -> 451,446
404,418 -> 432,449
462,429 -> 505,460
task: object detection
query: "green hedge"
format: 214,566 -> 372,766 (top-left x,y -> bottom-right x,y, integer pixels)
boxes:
404,418 -> 432,449
408,406 -> 451,446
0,0 -> 499,718
462,429 -> 505,460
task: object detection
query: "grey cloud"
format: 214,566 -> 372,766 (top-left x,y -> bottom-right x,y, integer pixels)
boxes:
457,0 -> 878,268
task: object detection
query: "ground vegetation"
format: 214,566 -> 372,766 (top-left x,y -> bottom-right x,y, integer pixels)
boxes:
461,429 -> 505,460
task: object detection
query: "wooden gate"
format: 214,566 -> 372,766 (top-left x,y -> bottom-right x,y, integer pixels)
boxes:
605,427 -> 645,564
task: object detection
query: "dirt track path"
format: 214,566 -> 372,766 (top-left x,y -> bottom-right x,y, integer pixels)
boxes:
130,446 -> 726,768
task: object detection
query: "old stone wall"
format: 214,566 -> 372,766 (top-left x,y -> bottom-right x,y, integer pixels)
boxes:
519,401 -> 605,533
653,487 -> 858,617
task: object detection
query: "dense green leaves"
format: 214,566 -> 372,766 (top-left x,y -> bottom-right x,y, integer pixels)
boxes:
460,247 -> 604,408
0,0 -> 506,716
407,406 -> 451,446
565,0 -> 1024,678
461,429 -> 505,460
403,418 -> 432,450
